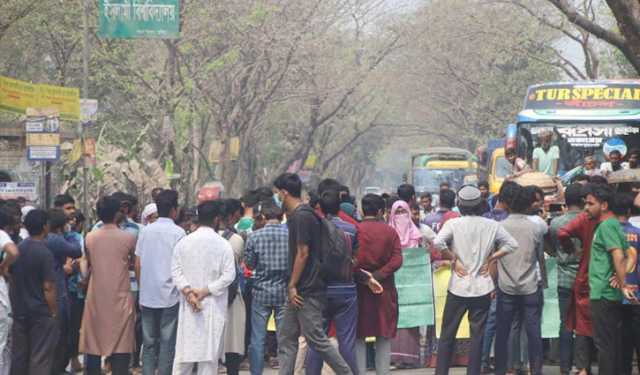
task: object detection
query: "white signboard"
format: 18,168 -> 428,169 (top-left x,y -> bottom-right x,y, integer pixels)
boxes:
80,99 -> 98,125
0,182 -> 37,201
27,146 -> 60,161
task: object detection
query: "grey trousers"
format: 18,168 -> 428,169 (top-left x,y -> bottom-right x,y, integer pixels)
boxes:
278,295 -> 352,375
355,338 -> 390,375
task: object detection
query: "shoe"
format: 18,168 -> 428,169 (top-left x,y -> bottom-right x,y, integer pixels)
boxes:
239,360 -> 250,371
481,366 -> 495,373
269,358 -> 280,369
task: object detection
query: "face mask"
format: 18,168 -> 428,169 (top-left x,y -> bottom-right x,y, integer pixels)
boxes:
273,193 -> 283,209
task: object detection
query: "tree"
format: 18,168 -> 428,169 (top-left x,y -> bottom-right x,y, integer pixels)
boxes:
544,0 -> 640,75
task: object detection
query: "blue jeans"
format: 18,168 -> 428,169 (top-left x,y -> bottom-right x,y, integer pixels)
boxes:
481,297 -> 497,368
306,284 -> 358,375
141,303 -> 179,375
248,302 -> 286,375
558,287 -> 574,373
495,288 -> 543,375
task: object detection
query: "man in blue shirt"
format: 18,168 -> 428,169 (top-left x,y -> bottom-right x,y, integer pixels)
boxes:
244,202 -> 289,375
615,192 -> 640,375
46,208 -> 81,375
135,190 -> 186,375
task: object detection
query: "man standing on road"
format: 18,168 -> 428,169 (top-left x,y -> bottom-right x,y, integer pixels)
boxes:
45,208 -> 82,375
494,185 -> 546,375
434,185 -> 517,375
171,200 -> 236,375
585,184 -> 636,374
273,173 -> 352,375
135,190 -> 186,375
423,189 -> 458,233
0,206 -> 19,374
354,194 -> 402,375
306,189 -> 359,375
10,209 -> 59,375
419,193 -> 433,219
245,202 -> 289,375
548,184 -> 583,375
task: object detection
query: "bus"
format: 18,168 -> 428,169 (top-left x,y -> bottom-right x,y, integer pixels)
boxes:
508,81 -> 640,177
410,147 -> 479,195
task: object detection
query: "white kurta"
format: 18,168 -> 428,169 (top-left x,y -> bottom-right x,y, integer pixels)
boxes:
171,226 -> 236,366
221,232 -> 246,355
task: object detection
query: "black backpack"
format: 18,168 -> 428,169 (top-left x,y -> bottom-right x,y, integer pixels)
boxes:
221,229 -> 241,306
300,206 -> 354,283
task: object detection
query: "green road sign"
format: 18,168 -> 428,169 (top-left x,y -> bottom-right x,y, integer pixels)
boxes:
99,0 -> 180,39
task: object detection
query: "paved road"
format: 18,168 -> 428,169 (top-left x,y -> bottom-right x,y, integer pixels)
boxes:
253,367 -> 566,374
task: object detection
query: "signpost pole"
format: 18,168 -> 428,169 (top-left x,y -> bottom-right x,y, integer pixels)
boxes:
41,161 -> 47,207
81,0 -> 90,219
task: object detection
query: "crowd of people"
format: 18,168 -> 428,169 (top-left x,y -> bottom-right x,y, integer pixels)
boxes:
0,169 -> 639,375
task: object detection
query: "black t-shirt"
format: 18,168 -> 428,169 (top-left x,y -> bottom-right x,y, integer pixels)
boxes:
287,204 -> 325,296
10,238 -> 56,318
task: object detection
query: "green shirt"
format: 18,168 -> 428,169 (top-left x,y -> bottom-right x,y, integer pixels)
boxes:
533,145 -> 559,176
549,211 -> 581,290
589,217 -> 628,301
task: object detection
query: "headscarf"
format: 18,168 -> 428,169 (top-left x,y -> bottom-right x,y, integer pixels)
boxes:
141,203 -> 158,226
388,200 -> 423,249
340,202 -> 356,218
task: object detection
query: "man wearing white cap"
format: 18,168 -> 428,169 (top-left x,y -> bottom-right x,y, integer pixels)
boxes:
433,185 -> 518,375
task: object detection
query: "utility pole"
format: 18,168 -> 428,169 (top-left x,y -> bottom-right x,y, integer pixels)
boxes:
81,0 -> 90,219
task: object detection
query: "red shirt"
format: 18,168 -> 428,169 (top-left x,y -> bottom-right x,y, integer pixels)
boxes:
557,211 -> 597,336
338,210 -> 359,226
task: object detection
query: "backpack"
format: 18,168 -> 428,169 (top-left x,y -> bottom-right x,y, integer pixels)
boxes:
300,206 -> 354,283
221,228 -> 242,306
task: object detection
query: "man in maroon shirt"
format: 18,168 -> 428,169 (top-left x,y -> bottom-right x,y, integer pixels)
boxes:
557,186 -> 599,375
355,194 -> 403,375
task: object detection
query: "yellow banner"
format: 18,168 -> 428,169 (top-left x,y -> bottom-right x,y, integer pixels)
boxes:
37,83 -> 80,121
0,76 -> 80,121
434,267 -> 470,339
0,76 -> 38,113
26,133 -> 60,146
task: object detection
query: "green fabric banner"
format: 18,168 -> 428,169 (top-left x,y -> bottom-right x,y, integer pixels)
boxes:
395,247 -> 435,328
542,258 -> 561,338
99,0 -> 180,39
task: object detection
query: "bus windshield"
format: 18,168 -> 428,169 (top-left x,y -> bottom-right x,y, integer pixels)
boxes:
517,122 -> 640,174
413,168 -> 469,193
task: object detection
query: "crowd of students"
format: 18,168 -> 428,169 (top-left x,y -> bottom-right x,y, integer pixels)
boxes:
0,170 -> 639,375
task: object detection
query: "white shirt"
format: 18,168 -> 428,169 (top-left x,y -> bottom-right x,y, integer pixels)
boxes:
528,215 -> 548,283
434,216 -> 517,297
136,217 -> 186,308
600,161 -> 629,174
172,227 -> 236,364
0,230 -> 13,312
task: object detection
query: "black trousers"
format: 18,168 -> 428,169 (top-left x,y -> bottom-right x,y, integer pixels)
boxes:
225,352 -> 242,375
621,304 -> 640,375
573,334 -> 596,372
86,353 -> 130,375
68,293 -> 84,358
591,299 -> 623,375
435,292 -> 491,375
10,315 -> 60,375
51,299 -> 73,375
